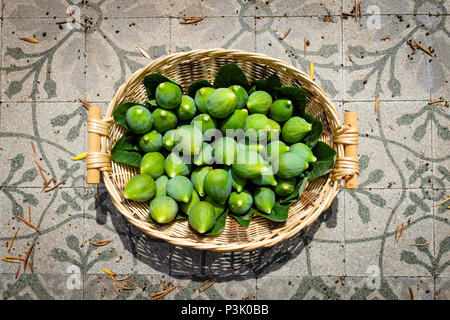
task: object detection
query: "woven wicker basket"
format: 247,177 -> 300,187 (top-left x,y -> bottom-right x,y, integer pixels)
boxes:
85,49 -> 359,252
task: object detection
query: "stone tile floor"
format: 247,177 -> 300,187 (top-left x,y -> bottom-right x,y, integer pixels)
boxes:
0,0 -> 448,300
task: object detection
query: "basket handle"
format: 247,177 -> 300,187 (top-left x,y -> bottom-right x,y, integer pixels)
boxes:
332,110 -> 359,189
86,106 -> 113,184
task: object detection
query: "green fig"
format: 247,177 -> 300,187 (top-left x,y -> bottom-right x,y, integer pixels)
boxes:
247,91 -> 272,114
212,136 -> 238,166
164,152 -> 192,178
243,113 -> 272,142
126,105 -> 153,134
267,119 -> 281,142
176,95 -> 197,121
250,169 -> 278,187
152,108 -> 178,134
224,167 -> 247,193
206,88 -> 237,119
228,85 -> 248,109
281,116 -> 313,144
194,87 -> 215,113
188,201 -> 216,234
205,195 -> 226,218
140,151 -> 165,179
204,168 -> 232,204
155,175 -> 169,197
290,143 -> 317,163
193,142 -> 213,166
138,130 -> 162,152
173,125 -> 203,156
155,82 -> 182,109
237,140 -> 266,156
191,113 -> 217,134
166,175 -> 193,203
274,178 -> 296,197
162,129 -> 178,151
228,190 -> 253,215
275,152 -> 309,179
254,187 -> 275,214
269,99 -> 293,122
266,140 -> 290,161
123,174 -> 156,202
149,196 -> 178,224
190,166 -> 212,197
220,109 -> 248,135
180,189 -> 200,215
232,148 -> 270,179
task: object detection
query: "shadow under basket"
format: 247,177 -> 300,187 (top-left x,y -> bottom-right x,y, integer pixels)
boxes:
85,49 -> 359,252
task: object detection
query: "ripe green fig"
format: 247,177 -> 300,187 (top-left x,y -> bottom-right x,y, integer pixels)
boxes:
247,91 -> 272,114
138,130 -> 162,153
228,190 -> 253,215
254,187 -> 275,214
149,196 -> 178,224
203,168 -> 232,204
155,82 -> 182,109
140,151 -> 165,179
123,173 -> 156,202
166,175 -> 193,203
188,201 -> 216,234
126,105 -> 153,134
206,88 -> 237,119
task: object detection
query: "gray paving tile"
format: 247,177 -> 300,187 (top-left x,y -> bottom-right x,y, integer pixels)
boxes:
83,273 -> 174,299
0,188 -> 85,274
255,0 -> 342,17
255,16 -> 343,101
173,275 -> 256,300
342,0 -> 429,15
343,276 -> 435,300
345,189 -> 433,276
0,102 -> 86,188
0,273 -> 84,299
431,102 -> 450,189
85,17 -> 170,101
433,195 -> 449,278
346,101 -> 433,190
1,18 -> 85,102
429,15 -> 450,100
305,193 -> 346,276
171,17 -> 255,52
2,0 -> 71,18
171,0 -> 255,17
435,277 -> 450,300
257,276 -> 346,300
97,0 -> 172,18
343,14 -> 431,100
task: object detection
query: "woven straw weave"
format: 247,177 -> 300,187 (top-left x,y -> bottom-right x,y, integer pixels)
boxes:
96,49 -> 355,252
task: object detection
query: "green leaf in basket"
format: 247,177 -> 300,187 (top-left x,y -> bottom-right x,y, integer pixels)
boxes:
113,102 -> 145,129
302,113 -> 324,149
274,86 -> 307,117
111,134 -> 142,168
253,74 -> 282,98
255,202 -> 290,222
143,73 -> 183,100
305,141 -> 337,180
206,209 -> 228,235
213,63 -> 250,91
187,79 -> 213,98
279,176 -> 309,205
229,208 -> 256,228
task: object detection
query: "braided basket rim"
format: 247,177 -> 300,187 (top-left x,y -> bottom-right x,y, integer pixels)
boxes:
102,49 -> 344,252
